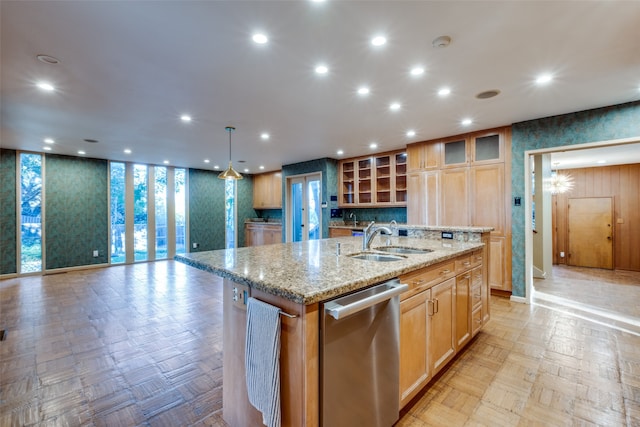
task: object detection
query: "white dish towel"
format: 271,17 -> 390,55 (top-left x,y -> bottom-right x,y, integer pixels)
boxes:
245,297 -> 282,427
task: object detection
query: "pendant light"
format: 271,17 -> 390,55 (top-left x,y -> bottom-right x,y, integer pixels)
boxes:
218,126 -> 243,180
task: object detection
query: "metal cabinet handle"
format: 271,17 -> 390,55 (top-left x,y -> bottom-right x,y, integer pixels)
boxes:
428,300 -> 435,316
325,280 -> 409,320
434,298 -> 439,314
440,269 -> 451,275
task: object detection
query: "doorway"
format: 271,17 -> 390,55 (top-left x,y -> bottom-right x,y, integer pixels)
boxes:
567,197 -> 613,269
286,173 -> 322,242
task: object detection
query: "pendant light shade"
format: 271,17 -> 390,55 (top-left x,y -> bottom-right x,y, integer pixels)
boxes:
218,126 -> 243,180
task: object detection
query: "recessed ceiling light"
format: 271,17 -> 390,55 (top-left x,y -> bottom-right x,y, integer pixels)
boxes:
259,165 -> 265,170
357,86 -> 370,96
438,87 -> 451,97
410,67 -> 424,76
204,159 -> 210,163
596,160 -> 607,164
389,102 -> 401,111
244,168 -> 250,173
214,165 -> 220,170
124,149 -> 132,154
44,138 -> 55,144
163,160 -> 170,164
371,35 -> 387,47
337,149 -> 344,156
180,114 -> 192,122
311,0 -> 326,2
37,81 -> 55,92
461,118 -> 473,126
78,150 -> 86,155
36,54 -> 60,65
315,64 -> 329,75
406,130 -> 416,137
369,142 -> 378,149
261,133 -> 270,140
536,73 -> 553,85
43,146 -> 52,151
252,33 -> 268,44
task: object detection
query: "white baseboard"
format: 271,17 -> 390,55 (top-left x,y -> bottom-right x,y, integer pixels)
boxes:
510,295 -> 528,304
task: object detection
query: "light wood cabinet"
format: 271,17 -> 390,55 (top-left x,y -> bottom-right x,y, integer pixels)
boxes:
253,171 -> 282,209
455,271 -> 471,350
399,289 -> 430,407
406,126 -> 512,292
244,223 -> 282,247
338,149 -> 407,207
398,248 -> 488,408
441,130 -> 504,168
407,141 -> 441,171
429,277 -> 456,376
328,227 -> 354,238
407,171 -> 439,225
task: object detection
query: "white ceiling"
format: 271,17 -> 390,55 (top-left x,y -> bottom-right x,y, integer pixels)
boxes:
2,1 -> 640,173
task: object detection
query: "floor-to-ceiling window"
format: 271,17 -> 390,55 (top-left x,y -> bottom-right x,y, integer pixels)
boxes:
19,152 -> 43,273
133,164 -> 148,261
175,168 -> 186,255
110,162 -> 126,264
110,161 -> 186,264
225,179 -> 236,249
154,166 -> 167,259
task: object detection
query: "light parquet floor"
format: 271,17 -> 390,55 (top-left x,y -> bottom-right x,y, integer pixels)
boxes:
1,262 -> 639,426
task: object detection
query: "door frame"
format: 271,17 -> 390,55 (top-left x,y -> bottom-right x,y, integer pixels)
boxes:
522,136 -> 639,304
285,172 -> 322,242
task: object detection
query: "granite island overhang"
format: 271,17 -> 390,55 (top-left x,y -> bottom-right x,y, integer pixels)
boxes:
175,230 -> 491,427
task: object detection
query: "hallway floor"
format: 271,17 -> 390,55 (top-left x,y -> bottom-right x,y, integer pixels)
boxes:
1,262 -> 639,426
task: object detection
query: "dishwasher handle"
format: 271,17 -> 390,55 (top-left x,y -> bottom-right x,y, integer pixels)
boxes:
325,280 -> 409,320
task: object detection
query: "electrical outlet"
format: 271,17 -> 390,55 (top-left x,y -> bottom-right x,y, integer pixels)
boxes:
560,251 -> 565,258
192,242 -> 199,249
93,250 -> 99,257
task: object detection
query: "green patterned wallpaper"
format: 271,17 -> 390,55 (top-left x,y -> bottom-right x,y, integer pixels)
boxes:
188,169 -> 256,251
45,154 -> 109,269
0,149 -> 17,274
511,100 -> 640,297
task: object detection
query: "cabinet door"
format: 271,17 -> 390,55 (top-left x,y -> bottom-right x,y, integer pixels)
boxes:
394,152 -> 407,204
252,174 -> 266,208
429,277 -> 456,376
470,164 -> 504,234
489,236 -> 511,291
339,160 -> 356,206
407,142 -> 441,171
407,171 -> 439,225
439,168 -> 469,226
407,143 -> 424,172
399,289 -> 430,408
471,131 -> 503,165
269,172 -> 282,208
455,272 -> 471,350
357,157 -> 373,205
374,154 -> 392,204
441,138 -> 468,168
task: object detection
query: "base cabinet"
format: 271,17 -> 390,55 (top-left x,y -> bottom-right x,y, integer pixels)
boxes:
399,248 -> 487,409
245,223 -> 282,247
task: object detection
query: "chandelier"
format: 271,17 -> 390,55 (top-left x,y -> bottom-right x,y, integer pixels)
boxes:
548,165 -> 573,194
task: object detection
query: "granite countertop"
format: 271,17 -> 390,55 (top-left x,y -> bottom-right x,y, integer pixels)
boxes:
328,222 -> 493,233
175,235 -> 484,305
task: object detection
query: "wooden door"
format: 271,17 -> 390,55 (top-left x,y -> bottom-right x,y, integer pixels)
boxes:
567,197 -> 613,269
470,164 -> 504,233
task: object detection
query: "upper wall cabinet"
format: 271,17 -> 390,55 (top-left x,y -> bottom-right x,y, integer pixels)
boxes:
407,141 -> 441,172
253,171 -> 282,209
338,149 -> 407,207
441,129 -> 505,168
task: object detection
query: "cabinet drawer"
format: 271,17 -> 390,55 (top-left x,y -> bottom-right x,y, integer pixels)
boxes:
471,307 -> 483,336
471,265 -> 482,287
471,283 -> 482,310
470,250 -> 483,268
400,260 -> 455,300
455,255 -> 474,274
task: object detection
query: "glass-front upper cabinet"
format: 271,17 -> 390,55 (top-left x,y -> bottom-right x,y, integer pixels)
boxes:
441,130 -> 504,167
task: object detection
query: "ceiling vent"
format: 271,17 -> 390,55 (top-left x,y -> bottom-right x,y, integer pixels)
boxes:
83,139 -> 99,143
432,36 -> 451,48
476,90 -> 501,99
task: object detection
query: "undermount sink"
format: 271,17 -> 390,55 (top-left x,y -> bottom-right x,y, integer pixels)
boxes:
348,252 -> 406,262
374,246 -> 434,255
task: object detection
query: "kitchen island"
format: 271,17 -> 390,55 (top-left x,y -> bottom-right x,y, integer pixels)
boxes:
176,229 -> 491,426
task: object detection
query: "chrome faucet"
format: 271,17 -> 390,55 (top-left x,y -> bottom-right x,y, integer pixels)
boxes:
349,212 -> 357,227
389,219 -> 397,235
363,221 -> 393,250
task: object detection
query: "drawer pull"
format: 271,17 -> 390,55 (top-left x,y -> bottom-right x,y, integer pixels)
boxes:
464,274 -> 471,279
463,261 -> 471,266
440,269 -> 451,275
474,293 -> 481,298
413,279 -> 425,285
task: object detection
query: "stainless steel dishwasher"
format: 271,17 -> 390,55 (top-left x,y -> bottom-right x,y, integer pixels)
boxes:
321,278 -> 408,427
